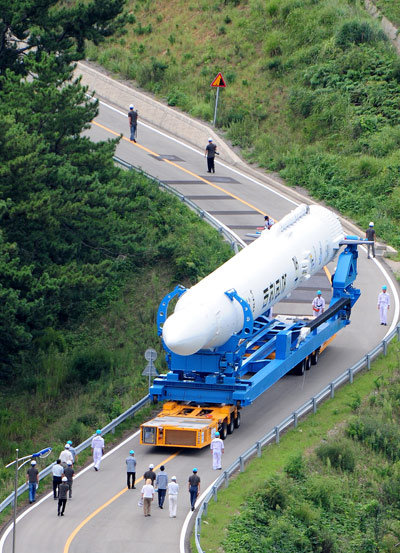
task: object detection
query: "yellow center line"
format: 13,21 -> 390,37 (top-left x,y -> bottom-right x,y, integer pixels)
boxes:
92,120 -> 265,215
63,451 -> 180,553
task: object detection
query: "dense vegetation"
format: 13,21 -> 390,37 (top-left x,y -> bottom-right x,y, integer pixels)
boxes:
0,0 -> 232,497
88,0 -> 400,248
222,354 -> 400,553
374,0 -> 400,28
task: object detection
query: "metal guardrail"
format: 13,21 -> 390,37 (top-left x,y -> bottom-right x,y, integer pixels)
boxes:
194,323 -> 400,553
0,395 -> 150,513
112,156 -> 246,254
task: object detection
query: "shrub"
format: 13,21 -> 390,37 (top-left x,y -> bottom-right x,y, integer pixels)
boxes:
260,477 -> 289,510
285,453 -> 306,480
335,21 -> 376,49
316,439 -> 356,472
71,349 -> 112,385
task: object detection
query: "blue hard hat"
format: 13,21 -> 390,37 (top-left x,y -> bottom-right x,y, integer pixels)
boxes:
193,468 -> 198,473
96,429 -> 101,434
215,431 -> 220,437
129,450 -> 134,454
317,290 -> 322,295
67,440 -> 72,445
382,285 -> 387,290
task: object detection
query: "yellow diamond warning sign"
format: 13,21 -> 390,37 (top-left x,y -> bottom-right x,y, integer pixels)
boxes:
210,72 -> 226,88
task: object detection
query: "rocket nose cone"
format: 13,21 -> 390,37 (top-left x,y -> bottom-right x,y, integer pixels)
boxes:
162,309 -> 212,356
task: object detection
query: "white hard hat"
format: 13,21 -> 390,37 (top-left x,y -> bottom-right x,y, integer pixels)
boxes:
65,443 -> 70,449
171,476 -> 177,481
149,464 -> 154,469
31,460 -> 36,465
208,137 -> 213,142
369,222 -> 374,227
67,461 -> 73,465
62,477 -> 68,482
129,104 -> 134,109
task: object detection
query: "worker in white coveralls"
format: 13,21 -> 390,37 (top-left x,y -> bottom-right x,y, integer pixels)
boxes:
210,431 -> 224,470
378,285 -> 390,326
91,429 -> 105,471
312,290 -> 325,318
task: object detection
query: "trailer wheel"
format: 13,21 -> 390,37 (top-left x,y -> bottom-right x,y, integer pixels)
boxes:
220,421 -> 228,440
311,348 -> 320,365
227,416 -> 235,435
305,356 -> 312,371
234,411 -> 241,429
293,359 -> 305,376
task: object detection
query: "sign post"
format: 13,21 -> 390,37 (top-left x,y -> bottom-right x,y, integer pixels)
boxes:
143,348 -> 159,390
210,72 -> 226,126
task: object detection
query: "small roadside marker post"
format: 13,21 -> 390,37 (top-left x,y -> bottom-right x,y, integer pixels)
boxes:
210,72 -> 226,126
143,348 -> 159,390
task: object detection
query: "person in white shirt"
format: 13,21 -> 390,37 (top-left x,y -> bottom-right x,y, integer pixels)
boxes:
141,478 -> 155,517
378,285 -> 390,325
210,431 -> 224,470
59,444 -> 73,468
91,430 -> 105,471
311,290 -> 325,318
167,476 -> 179,518
52,459 -> 64,499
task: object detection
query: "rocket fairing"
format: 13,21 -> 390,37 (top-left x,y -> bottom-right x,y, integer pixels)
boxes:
162,204 -> 344,356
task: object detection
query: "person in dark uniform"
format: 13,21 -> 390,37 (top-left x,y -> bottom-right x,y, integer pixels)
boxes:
188,468 -> 200,511
365,222 -> 376,259
128,104 -> 138,142
205,138 -> 217,173
57,477 -> 69,516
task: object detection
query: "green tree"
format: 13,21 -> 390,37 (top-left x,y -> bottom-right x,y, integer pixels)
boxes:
0,0 -> 126,76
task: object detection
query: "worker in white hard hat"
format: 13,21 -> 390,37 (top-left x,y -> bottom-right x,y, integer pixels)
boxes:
210,430 -> 224,470
143,463 -> 156,485
312,290 -> 325,318
365,222 -> 376,259
205,137 -> 217,173
128,103 -> 138,142
59,443 -> 73,468
57,477 -> 69,516
26,460 -> 39,504
167,475 -> 179,518
378,285 -> 390,325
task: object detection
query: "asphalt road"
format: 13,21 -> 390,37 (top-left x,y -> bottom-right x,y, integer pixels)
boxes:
1,72 -> 399,553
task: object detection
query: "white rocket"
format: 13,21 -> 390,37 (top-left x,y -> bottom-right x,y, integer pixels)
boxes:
162,204 -> 344,356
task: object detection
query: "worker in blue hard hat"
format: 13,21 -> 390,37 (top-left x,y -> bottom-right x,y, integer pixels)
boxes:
67,440 -> 77,464
91,429 -> 105,471
126,449 -> 137,489
378,285 -> 390,326
312,290 -> 325,318
211,430 -> 224,470
188,468 -> 200,511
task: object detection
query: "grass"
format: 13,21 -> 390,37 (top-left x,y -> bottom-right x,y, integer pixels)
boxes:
87,0 -> 400,250
373,0 -> 400,28
196,340 -> 400,552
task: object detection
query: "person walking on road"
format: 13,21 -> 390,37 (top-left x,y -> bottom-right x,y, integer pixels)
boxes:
59,443 -> 73,468
91,429 -> 104,471
143,463 -> 156,485
128,104 -> 138,143
64,461 -> 74,499
155,465 -> 168,509
26,460 -> 39,504
141,478 -> 155,517
312,290 -> 325,318
126,450 -> 136,489
366,222 -> 376,259
264,215 -> 274,230
205,138 -> 217,173
52,459 -> 64,499
57,477 -> 69,516
168,476 -> 179,518
210,431 -> 224,470
67,440 -> 77,464
188,468 -> 200,511
378,285 -> 390,325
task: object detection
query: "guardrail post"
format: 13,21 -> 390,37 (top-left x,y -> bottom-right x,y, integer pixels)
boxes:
275,426 -> 280,444
293,412 -> 298,428
383,340 -> 388,356
397,324 -> 400,340
257,442 -> 262,457
348,368 -> 353,384
366,353 -> 371,370
224,471 -> 229,488
240,456 -> 245,472
203,501 -> 208,516
213,486 -> 218,502
312,397 -> 317,414
111,427 -> 115,435
330,383 -> 335,399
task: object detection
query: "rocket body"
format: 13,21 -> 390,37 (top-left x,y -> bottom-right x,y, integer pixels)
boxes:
162,204 -> 344,356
